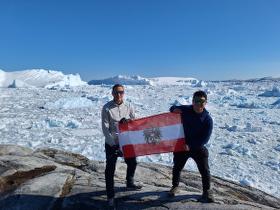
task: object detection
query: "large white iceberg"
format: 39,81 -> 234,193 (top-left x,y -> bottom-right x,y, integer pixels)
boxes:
0,69 -> 87,88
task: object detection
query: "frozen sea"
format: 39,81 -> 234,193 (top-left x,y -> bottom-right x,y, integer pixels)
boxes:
0,78 -> 280,198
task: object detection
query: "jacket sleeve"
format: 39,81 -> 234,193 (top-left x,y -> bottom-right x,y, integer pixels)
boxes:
129,104 -> 135,120
196,116 -> 213,146
101,106 -> 116,146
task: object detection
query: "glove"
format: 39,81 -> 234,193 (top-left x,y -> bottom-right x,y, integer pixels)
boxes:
112,145 -> 123,157
115,149 -> 123,157
169,106 -> 176,112
119,118 -> 129,124
170,106 -> 182,114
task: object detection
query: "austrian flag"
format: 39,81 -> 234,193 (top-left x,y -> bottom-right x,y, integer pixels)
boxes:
118,112 -> 186,158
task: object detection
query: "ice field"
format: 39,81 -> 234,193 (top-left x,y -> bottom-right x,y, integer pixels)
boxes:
0,69 -> 279,197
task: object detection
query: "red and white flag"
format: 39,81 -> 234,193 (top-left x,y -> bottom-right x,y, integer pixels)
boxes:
118,112 -> 186,158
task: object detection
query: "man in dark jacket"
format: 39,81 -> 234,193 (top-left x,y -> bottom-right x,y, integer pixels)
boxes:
169,90 -> 214,203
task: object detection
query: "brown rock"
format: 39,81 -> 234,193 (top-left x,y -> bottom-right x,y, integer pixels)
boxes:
0,145 -> 279,210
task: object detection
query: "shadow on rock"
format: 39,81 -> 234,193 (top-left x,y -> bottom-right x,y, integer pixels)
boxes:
0,190 -> 201,210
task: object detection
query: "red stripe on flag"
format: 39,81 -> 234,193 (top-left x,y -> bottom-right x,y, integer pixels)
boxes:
119,112 -> 182,132
122,138 -> 186,158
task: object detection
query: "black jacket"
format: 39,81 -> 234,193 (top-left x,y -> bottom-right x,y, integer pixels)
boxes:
170,105 -> 213,150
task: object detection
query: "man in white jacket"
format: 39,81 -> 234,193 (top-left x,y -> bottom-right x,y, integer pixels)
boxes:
102,84 -> 142,208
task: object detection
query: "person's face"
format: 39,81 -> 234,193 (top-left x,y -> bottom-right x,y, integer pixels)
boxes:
192,96 -> 207,113
112,86 -> 125,104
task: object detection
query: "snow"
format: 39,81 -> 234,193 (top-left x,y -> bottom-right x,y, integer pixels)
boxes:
272,98 -> 280,108
0,69 -> 87,88
44,97 -> 94,109
221,123 -> 263,132
32,118 -> 82,129
148,77 -> 200,86
0,71 -> 280,198
275,145 -> 280,152
8,79 -> 34,88
45,73 -> 87,89
173,97 -> 191,106
221,143 -> 253,157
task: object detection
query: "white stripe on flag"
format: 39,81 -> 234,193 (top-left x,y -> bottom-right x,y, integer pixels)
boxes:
119,124 -> 184,147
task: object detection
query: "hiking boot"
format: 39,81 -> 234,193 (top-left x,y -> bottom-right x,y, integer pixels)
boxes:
198,190 -> 215,203
168,186 -> 179,197
126,182 -> 142,190
107,198 -> 116,210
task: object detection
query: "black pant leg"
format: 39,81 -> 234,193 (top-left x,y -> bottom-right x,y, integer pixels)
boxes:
124,157 -> 137,184
192,147 -> 210,192
172,151 -> 188,187
105,144 -> 118,199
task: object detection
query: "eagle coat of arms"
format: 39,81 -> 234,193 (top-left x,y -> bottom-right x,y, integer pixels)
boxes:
143,127 -> 162,144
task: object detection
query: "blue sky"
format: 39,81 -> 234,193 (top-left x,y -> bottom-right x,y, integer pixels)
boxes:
1,0 -> 280,81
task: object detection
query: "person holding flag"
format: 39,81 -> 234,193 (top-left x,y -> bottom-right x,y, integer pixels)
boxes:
101,84 -> 142,209
169,90 -> 214,203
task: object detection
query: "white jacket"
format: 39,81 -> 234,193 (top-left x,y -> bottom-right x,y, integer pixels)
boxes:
101,100 -> 135,146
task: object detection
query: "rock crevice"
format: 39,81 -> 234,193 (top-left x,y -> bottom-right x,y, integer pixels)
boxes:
0,165 -> 56,194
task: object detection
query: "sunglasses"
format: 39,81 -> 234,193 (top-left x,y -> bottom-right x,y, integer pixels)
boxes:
113,90 -> 124,95
193,98 -> 206,104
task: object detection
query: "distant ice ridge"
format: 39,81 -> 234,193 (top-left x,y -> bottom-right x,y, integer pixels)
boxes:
258,86 -> 280,97
1,70 -> 205,87
88,75 -> 205,86
88,75 -> 151,85
0,69 -> 87,88
216,88 -> 276,109
149,77 -> 204,86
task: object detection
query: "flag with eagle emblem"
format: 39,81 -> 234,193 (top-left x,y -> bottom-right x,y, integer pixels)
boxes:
118,112 -> 186,158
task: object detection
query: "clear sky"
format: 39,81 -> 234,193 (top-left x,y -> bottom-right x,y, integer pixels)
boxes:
1,0 -> 280,81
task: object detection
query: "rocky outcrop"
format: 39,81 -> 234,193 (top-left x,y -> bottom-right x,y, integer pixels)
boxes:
0,145 -> 279,210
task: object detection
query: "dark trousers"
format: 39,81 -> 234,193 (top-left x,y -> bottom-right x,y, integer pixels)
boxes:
172,146 -> 210,193
105,143 -> 137,199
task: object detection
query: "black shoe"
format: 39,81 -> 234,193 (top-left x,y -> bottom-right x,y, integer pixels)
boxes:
198,190 -> 215,203
126,183 -> 142,190
168,186 -> 179,197
107,198 -> 116,210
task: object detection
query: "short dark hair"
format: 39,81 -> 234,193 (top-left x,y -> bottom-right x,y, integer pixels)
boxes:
112,84 -> 124,93
193,90 -> 207,100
